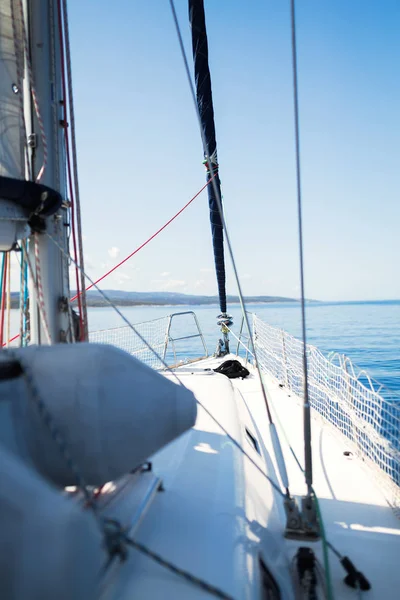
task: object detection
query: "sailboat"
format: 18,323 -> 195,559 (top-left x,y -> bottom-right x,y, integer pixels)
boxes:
0,0 -> 399,599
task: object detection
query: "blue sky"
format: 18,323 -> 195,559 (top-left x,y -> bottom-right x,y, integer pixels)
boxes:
66,0 -> 400,301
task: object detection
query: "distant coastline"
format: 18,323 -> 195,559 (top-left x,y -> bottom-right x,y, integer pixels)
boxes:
8,290 -> 302,309
7,290 -> 398,309
74,291 -> 301,308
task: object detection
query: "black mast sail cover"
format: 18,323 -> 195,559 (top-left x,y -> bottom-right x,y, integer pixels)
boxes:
189,0 -> 227,314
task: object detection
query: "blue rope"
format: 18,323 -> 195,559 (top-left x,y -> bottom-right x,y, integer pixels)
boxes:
23,245 -> 29,345
18,243 -> 30,346
0,254 -> 6,312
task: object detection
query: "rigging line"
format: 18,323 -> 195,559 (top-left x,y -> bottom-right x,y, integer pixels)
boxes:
47,235 -> 287,505
16,247 -> 29,346
125,536 -> 234,600
6,253 -> 11,348
4,179 -> 211,347
17,0 -> 47,182
48,232 -> 286,498
289,0 -> 313,493
225,326 -> 255,359
0,255 -> 7,348
168,0 -> 274,423
169,0 -> 294,496
70,176 -> 214,302
258,367 -> 334,599
15,351 -> 100,512
19,249 -> 25,344
225,327 -> 307,476
59,0 -> 88,339
16,350 -> 237,600
172,13 -> 330,591
49,0 -> 61,190
22,240 -> 52,344
56,0 -> 85,340
45,232 -> 184,384
242,348 -> 334,597
196,396 -> 285,497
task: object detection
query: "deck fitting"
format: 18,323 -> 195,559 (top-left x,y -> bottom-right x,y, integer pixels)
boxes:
284,495 -> 320,540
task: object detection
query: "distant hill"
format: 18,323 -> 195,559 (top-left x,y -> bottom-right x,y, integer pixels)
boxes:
77,290 -> 300,307
8,290 -> 300,308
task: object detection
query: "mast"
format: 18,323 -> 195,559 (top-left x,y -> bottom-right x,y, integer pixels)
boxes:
189,0 -> 232,353
0,0 -> 74,345
26,0 -> 71,344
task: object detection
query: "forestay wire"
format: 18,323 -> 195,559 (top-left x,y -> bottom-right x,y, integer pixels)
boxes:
189,0 -> 227,314
169,3 -> 336,595
169,0 -> 297,500
168,0 -> 275,424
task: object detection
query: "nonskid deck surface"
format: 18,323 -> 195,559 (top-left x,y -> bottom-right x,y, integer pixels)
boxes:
101,355 -> 400,599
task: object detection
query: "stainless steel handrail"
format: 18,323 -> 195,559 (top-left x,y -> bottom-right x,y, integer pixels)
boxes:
163,311 -> 208,365
235,314 -> 252,364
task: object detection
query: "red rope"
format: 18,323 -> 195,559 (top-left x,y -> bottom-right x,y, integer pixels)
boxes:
57,0 -> 85,339
5,178 -> 211,346
70,176 -> 214,302
0,255 -> 8,347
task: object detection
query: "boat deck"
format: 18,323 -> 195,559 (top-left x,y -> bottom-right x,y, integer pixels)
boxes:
225,356 -> 400,598
100,354 -> 400,599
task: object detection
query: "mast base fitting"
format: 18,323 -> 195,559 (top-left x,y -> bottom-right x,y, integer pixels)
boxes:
217,313 -> 233,328
284,494 -> 320,540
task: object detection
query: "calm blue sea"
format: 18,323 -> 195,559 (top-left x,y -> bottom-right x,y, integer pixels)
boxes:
87,300 -> 400,394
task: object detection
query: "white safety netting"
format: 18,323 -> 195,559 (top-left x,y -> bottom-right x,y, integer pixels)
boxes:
89,317 -> 168,370
252,314 -> 400,513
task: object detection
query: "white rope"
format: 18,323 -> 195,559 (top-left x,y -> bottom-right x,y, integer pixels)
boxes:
225,325 -> 255,359
21,239 -> 51,344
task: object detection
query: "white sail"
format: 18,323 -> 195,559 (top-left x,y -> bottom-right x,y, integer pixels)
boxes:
0,0 -> 24,178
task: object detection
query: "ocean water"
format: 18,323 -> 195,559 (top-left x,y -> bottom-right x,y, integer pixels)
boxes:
7,300 -> 399,393
87,299 -> 400,395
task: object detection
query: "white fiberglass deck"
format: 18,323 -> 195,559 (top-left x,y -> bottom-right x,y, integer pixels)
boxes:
231,356 -> 400,599
102,355 -> 400,599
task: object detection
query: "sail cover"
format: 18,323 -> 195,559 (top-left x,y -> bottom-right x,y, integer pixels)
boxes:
0,0 -> 25,179
189,0 -> 227,314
